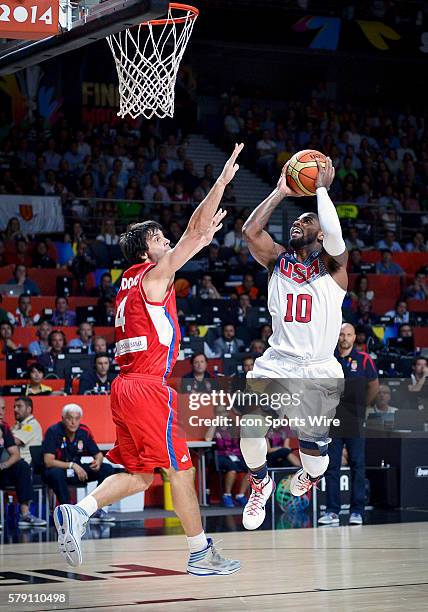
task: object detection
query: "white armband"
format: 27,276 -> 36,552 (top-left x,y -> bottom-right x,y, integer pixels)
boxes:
316,187 -> 346,257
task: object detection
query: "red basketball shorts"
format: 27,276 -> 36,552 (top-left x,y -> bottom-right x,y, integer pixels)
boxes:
106,373 -> 193,473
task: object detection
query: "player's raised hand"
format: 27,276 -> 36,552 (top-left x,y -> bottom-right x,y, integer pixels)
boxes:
218,143 -> 244,186
315,156 -> 335,190
277,161 -> 304,198
200,208 -> 227,247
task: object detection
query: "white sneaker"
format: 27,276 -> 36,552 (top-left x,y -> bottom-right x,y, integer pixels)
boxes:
242,475 -> 275,530
187,538 -> 241,576
349,512 -> 363,525
290,469 -> 321,497
54,505 -> 89,567
318,512 -> 339,525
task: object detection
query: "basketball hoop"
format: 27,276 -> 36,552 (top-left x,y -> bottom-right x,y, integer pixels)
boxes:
106,2 -> 199,120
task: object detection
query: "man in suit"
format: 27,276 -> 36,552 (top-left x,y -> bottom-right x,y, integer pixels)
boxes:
213,323 -> 245,357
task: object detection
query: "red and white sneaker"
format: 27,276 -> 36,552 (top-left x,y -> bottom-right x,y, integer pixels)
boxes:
242,475 -> 275,530
290,469 -> 321,497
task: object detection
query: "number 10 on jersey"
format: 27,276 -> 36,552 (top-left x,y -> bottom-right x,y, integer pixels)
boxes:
284,293 -> 312,323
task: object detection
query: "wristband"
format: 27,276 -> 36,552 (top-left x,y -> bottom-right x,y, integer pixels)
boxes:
69,462 -> 74,469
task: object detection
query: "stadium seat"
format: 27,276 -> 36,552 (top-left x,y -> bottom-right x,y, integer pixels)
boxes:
414,328 -> 428,348
348,274 -> 401,299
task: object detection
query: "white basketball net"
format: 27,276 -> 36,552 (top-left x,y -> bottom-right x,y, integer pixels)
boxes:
107,4 -> 198,120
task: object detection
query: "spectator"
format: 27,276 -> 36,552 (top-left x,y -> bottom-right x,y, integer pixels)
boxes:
236,273 -> 259,300
376,230 -> 403,252
37,330 -> 67,370
354,298 -> 377,328
0,396 -> 46,527
68,322 -> 94,353
236,293 -> 252,324
29,320 -> 53,356
213,324 -> 244,357
249,339 -> 267,356
223,218 -> 246,252
96,219 -> 119,245
43,138 -> 61,171
376,250 -> 404,275
405,272 -> 428,300
348,249 -> 364,273
385,300 -> 410,324
204,243 -> 228,272
260,324 -> 273,343
199,274 -> 221,300
9,294 -> 40,327
354,327 -> 368,352
143,172 -> 170,203
231,354 -> 255,394
171,181 -> 190,204
256,130 -> 277,178
78,353 -> 116,394
7,237 -> 32,266
32,240 -> 56,268
64,142 -> 83,170
42,403 -> 115,521
266,426 -> 301,468
2,217 -> 28,243
0,294 -> 14,326
182,353 -> 216,393
96,297 -> 116,327
221,183 -> 236,205
50,296 -> 77,327
366,385 -> 398,427
90,272 -> 117,301
345,227 -> 365,250
320,323 -> 379,526
186,324 -> 218,359
25,364 -> 53,396
70,241 -> 96,293
205,405 -> 248,507
387,324 -> 415,355
229,247 -> 257,276
0,322 -> 19,353
11,396 -> 43,464
241,355 -> 255,374
350,275 -> 374,301
7,264 -> 40,295
408,357 -> 428,393
224,105 -> 244,140
405,232 -> 427,253
93,336 -> 108,354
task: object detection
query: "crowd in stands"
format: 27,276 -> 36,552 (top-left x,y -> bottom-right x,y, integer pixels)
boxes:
219,89 -> 427,249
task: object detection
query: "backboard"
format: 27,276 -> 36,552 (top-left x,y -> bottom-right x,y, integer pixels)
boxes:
0,0 -> 169,75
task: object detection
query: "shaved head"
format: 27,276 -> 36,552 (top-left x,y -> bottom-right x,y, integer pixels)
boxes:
338,322 -> 356,353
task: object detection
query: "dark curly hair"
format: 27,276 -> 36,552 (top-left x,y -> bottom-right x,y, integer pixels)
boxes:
119,221 -> 163,264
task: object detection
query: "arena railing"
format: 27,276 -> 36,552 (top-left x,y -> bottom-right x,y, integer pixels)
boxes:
61,197 -> 427,250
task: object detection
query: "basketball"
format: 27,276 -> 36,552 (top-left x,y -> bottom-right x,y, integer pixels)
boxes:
286,149 -> 327,196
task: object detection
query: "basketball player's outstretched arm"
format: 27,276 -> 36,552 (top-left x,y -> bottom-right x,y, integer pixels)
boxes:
242,163 -> 297,270
315,158 -> 348,288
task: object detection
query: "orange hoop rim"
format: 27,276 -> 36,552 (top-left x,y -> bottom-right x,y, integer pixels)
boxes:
142,2 -> 199,26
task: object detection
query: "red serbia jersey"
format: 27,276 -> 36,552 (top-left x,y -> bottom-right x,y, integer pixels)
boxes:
114,262 -> 181,379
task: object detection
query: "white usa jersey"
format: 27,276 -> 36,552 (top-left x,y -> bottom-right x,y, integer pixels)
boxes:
267,250 -> 346,362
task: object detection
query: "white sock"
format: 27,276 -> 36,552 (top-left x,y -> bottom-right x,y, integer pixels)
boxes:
187,531 -> 209,553
299,451 -> 329,478
77,495 -> 98,517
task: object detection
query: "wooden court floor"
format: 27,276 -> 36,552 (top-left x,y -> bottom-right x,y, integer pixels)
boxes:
1,522 -> 427,611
